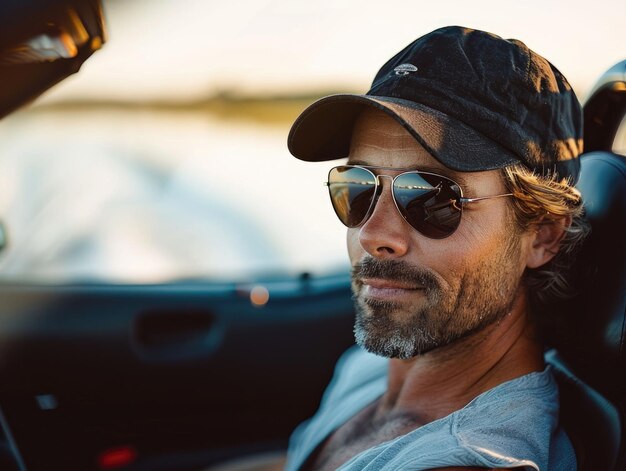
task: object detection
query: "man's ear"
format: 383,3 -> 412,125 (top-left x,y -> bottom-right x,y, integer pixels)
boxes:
525,216 -> 572,269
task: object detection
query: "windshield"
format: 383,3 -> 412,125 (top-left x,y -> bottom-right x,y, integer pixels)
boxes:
0,0 -> 622,283
0,106 -> 348,282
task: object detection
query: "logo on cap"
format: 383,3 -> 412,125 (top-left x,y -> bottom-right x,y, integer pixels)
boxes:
394,63 -> 418,76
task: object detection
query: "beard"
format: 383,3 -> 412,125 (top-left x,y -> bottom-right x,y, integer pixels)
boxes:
351,234 -> 523,360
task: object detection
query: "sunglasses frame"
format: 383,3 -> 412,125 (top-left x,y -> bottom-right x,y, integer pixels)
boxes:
325,165 -> 514,238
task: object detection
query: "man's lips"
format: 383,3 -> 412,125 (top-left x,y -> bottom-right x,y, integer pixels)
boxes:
358,278 -> 425,299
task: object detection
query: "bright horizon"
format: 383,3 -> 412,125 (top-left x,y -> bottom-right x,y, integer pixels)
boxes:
40,0 -> 625,105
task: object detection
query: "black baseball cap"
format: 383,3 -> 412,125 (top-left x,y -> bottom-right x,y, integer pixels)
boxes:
288,26 -> 583,183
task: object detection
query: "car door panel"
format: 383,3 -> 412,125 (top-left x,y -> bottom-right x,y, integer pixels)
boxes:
0,273 -> 355,470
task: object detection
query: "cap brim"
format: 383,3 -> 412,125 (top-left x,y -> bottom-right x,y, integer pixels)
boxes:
287,94 -> 520,172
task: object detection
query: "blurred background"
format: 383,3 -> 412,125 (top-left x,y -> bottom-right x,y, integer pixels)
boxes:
0,0 -> 624,282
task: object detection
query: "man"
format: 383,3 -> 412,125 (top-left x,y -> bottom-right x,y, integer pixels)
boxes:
282,26 -> 586,470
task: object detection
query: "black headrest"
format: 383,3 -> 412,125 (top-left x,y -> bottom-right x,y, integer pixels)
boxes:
548,151 -> 626,401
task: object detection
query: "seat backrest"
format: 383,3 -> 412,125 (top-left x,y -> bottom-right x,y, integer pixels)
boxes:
550,351 -> 622,470
546,151 -> 626,470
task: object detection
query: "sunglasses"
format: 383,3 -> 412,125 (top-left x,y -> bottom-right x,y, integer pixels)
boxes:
325,165 -> 513,239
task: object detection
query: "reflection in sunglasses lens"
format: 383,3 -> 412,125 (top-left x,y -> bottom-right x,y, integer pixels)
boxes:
394,173 -> 462,238
328,167 -> 376,227
327,167 -> 463,238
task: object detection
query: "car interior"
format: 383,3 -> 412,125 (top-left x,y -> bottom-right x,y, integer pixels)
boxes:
0,1 -> 624,470
544,61 -> 626,471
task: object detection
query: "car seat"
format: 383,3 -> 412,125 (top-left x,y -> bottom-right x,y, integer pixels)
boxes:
546,61 -> 626,471
547,150 -> 625,470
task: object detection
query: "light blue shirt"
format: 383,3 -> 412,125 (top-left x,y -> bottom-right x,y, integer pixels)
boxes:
286,346 -> 576,471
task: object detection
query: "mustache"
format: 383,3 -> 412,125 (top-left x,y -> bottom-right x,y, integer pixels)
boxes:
351,257 -> 440,291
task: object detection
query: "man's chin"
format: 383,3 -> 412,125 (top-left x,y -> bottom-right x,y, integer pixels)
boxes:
353,315 -> 442,359
354,333 -> 441,360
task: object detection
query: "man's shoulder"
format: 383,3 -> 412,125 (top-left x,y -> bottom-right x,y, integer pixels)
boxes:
453,369 -> 555,425
288,356 -> 575,471
328,366 -> 571,470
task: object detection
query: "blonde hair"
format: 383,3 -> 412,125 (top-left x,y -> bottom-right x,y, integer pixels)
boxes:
501,164 -> 589,309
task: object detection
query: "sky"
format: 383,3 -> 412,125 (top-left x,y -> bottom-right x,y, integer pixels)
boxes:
42,0 -> 625,104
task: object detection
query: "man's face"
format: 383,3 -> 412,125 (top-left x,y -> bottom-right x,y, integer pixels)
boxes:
347,110 -> 531,359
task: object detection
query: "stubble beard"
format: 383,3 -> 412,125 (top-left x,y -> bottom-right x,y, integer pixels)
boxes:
352,235 -> 523,360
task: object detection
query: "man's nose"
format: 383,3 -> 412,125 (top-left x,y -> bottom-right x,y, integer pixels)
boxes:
358,178 -> 411,258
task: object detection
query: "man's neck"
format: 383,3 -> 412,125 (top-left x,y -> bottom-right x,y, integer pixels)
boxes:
376,291 -> 544,424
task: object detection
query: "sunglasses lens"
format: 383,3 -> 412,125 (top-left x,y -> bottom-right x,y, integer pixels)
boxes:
327,166 -> 377,227
393,172 -> 462,238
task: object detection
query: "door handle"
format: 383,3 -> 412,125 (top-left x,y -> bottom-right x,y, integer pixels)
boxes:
132,309 -> 221,362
